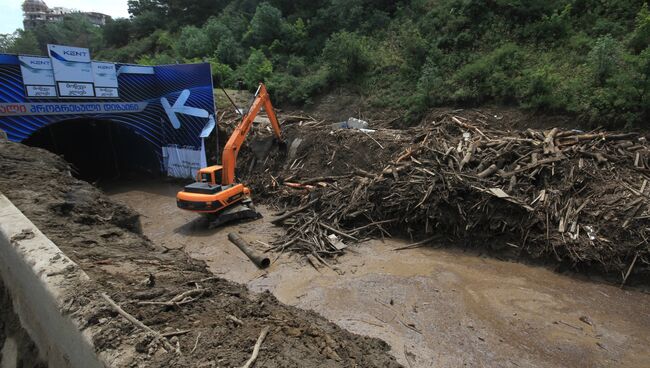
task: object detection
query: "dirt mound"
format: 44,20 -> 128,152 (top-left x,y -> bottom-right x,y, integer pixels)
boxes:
0,140 -> 401,367
243,124 -> 407,190
239,109 -> 650,283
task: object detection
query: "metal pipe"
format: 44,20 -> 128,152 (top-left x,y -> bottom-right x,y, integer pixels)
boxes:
227,233 -> 270,269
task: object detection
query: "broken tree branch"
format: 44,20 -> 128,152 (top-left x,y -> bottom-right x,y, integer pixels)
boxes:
101,293 -> 175,352
241,326 -> 270,368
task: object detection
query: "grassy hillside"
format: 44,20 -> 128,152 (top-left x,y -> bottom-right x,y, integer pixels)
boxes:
3,1 -> 650,128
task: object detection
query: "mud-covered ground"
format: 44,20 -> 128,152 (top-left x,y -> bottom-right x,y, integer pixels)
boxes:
0,138 -> 401,367
109,181 -> 650,368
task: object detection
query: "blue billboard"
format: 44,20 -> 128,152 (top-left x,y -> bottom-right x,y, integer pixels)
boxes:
0,45 -> 216,178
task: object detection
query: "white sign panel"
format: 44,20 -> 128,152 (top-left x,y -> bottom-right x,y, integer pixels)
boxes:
48,44 -> 94,84
25,86 -> 57,97
57,82 -> 94,97
116,65 -> 155,75
19,56 -> 55,86
162,145 -> 204,178
95,87 -> 119,98
92,62 -> 118,88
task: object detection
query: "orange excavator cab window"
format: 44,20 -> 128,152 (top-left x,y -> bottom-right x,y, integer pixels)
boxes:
199,173 -> 211,183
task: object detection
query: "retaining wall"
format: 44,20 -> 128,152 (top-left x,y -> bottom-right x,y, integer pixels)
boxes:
0,194 -> 104,368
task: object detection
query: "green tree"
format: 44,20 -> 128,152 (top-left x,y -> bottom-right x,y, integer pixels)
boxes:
127,0 -> 163,17
630,3 -> 650,53
203,18 -> 230,50
205,56 -> 235,85
215,36 -> 244,66
6,30 -> 40,55
635,48 -> 650,118
588,35 -> 621,86
415,48 -> 446,105
321,31 -> 372,82
137,53 -> 176,65
239,49 -> 273,88
619,47 -> 650,121
451,43 -> 525,104
0,33 -> 16,53
284,18 -> 308,52
103,18 -> 132,48
203,18 -> 243,65
31,14 -> 103,53
43,0 -> 650,128
131,10 -> 166,38
176,26 -> 211,59
245,2 -> 286,45
313,0 -> 364,34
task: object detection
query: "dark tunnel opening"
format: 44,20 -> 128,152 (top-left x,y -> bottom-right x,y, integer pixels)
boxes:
23,119 -> 162,183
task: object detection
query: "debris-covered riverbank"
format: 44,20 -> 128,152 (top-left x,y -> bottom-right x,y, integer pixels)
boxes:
0,138 -> 401,367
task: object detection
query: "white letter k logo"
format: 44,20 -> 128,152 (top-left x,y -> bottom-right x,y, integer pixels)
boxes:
161,89 -> 210,129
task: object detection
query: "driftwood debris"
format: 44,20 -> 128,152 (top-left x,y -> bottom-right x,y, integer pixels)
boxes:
261,113 -> 649,280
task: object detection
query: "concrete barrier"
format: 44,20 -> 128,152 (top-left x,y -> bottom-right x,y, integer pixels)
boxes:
0,194 -> 104,368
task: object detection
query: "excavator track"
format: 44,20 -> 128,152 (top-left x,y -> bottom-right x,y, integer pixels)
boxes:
206,201 -> 261,229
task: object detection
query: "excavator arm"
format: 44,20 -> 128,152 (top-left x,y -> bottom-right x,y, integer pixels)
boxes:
221,83 -> 283,185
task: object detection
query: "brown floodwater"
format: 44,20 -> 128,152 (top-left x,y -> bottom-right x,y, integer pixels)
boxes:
106,181 -> 650,368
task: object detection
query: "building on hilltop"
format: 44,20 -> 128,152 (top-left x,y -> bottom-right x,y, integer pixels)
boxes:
22,0 -> 110,30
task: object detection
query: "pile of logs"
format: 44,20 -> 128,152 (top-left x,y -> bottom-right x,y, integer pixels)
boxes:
268,113 -> 650,279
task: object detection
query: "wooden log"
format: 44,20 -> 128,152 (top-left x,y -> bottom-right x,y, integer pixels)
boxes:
319,222 -> 359,242
543,127 -> 559,154
459,143 -> 476,170
500,156 -> 564,178
579,150 -> 608,163
284,182 -> 315,190
271,199 -> 318,224
451,116 -> 488,138
228,233 -> 271,268
477,164 -> 498,179
299,174 -> 351,185
558,132 -> 638,145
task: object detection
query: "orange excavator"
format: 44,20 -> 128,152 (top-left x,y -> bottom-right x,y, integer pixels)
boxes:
176,83 -> 283,227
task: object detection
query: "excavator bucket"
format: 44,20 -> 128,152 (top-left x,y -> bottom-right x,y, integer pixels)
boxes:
206,201 -> 262,229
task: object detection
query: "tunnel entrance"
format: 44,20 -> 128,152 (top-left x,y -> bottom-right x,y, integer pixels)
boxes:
23,119 -> 162,183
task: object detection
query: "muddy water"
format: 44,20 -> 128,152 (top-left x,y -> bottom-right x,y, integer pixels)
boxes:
106,181 -> 650,368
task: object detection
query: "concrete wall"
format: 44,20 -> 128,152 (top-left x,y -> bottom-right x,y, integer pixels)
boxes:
0,194 -> 104,368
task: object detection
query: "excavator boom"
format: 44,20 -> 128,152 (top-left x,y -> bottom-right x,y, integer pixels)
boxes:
221,83 -> 282,185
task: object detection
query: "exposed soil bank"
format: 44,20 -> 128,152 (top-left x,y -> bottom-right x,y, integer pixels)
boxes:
107,180 -> 650,368
0,139 -> 400,367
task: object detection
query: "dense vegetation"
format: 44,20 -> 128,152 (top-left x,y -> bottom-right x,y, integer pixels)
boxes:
2,0 -> 650,127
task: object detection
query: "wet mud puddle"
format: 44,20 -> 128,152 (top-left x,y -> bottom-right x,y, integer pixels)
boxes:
107,181 -> 650,368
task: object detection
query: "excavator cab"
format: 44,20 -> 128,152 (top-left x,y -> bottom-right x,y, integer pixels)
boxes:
197,166 -> 222,185
176,83 -> 282,228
